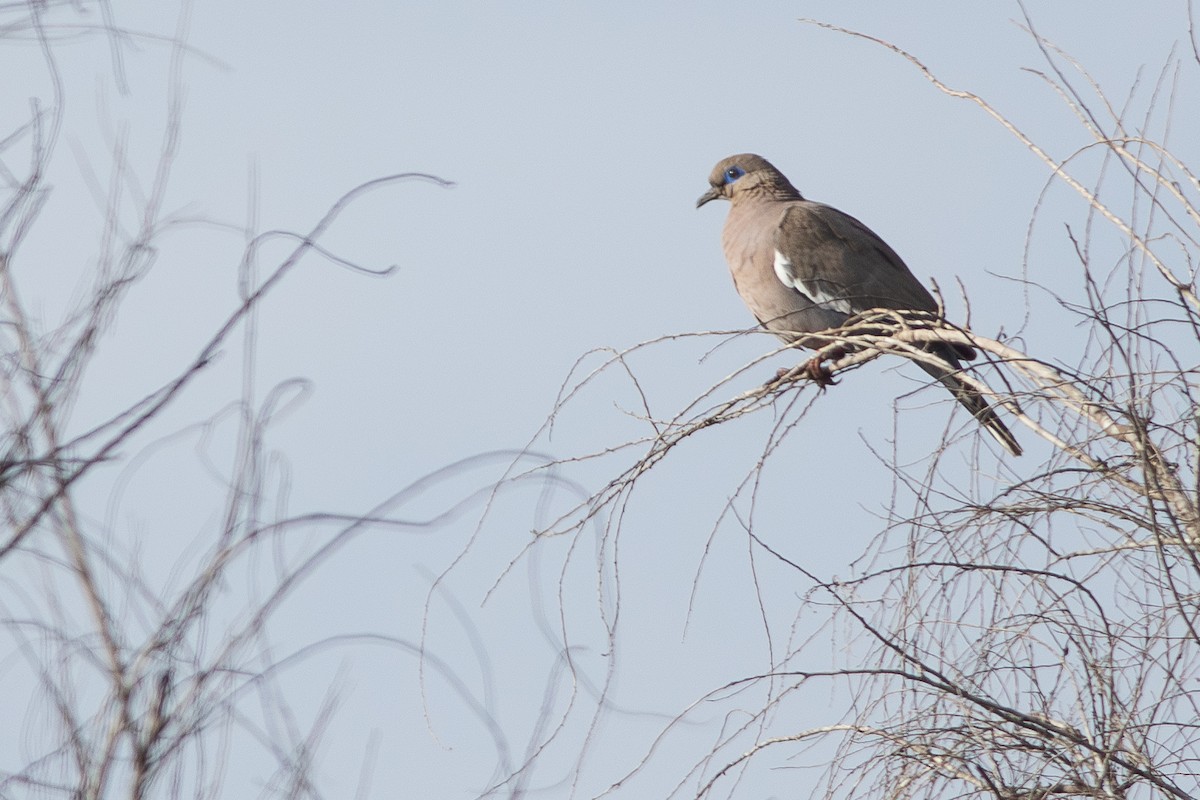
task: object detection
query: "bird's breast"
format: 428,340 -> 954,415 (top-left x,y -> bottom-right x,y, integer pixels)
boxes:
719,201 -> 849,342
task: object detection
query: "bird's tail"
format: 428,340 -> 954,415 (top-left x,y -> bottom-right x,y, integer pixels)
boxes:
918,358 -> 1023,457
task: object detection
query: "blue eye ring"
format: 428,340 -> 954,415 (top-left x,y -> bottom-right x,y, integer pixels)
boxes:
723,166 -> 746,184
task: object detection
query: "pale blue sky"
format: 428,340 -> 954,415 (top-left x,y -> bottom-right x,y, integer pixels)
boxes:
3,1 -> 1195,797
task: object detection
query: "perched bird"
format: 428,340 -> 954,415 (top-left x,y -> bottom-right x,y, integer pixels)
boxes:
697,153 -> 1021,456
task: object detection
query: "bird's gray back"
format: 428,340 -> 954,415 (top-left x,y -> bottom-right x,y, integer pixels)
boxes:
773,200 -> 938,316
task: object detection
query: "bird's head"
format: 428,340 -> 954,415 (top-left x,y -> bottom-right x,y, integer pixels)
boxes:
696,153 -> 803,208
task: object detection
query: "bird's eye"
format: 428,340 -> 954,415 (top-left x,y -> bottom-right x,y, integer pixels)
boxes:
723,166 -> 745,184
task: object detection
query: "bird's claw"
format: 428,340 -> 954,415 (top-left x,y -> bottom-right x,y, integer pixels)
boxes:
763,366 -> 795,388
762,359 -> 837,390
804,356 -> 837,389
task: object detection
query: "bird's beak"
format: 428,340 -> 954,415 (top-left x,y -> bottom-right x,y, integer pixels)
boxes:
696,187 -> 721,208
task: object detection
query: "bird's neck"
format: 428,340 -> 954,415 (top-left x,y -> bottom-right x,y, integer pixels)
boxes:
740,184 -> 804,204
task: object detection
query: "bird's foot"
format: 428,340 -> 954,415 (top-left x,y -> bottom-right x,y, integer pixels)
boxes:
763,366 -> 795,388
762,358 -> 838,389
804,356 -> 838,389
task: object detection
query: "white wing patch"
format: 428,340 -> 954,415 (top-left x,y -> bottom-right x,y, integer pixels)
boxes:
772,248 -> 799,290
773,249 -> 855,315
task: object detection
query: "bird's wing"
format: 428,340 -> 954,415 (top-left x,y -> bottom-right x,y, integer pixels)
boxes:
772,201 -> 938,315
